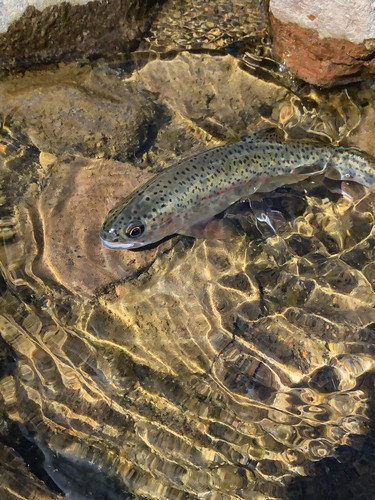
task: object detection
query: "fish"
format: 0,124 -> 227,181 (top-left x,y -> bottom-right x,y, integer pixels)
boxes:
100,129 -> 375,249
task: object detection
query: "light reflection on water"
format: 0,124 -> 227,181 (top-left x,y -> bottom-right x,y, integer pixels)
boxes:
1,8 -> 375,500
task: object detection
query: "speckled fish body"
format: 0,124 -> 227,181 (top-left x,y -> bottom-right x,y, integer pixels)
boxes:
100,130 -> 375,249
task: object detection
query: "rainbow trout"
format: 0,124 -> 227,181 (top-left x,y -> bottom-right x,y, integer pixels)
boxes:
100,129 -> 375,249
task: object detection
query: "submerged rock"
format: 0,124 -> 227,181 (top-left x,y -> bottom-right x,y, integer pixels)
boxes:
1,45 -> 375,500
2,183 -> 375,498
134,52 -> 289,139
0,65 -> 159,159
21,155 -> 175,298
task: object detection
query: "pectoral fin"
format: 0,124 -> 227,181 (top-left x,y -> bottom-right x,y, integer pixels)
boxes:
182,217 -> 234,240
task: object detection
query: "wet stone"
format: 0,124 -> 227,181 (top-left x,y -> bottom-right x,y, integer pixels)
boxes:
284,308 -> 342,341
257,459 -> 286,477
340,236 -> 375,270
214,354 -> 281,402
0,28 -> 375,500
133,52 -> 290,139
309,366 -> 342,393
147,0 -> 264,52
286,234 -> 320,257
0,66 -> 159,159
19,155 -> 175,297
0,0 -> 160,69
348,90 -> 375,156
237,301 -> 263,322
218,272 -> 253,294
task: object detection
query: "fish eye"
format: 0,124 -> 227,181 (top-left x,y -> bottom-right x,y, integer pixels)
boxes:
126,223 -> 145,238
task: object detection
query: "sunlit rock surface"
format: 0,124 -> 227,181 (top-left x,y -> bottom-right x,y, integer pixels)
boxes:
270,0 -> 375,43
133,53 -> 289,139
1,37 -> 375,500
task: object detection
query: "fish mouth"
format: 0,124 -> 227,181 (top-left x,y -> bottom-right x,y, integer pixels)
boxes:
100,239 -> 136,250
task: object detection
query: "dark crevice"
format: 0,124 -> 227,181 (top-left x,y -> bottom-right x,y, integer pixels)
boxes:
0,418 -> 64,496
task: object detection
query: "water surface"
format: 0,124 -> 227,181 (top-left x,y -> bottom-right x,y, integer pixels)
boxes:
1,2 -> 375,499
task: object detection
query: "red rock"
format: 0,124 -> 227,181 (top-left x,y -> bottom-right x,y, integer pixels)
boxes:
270,13 -> 375,86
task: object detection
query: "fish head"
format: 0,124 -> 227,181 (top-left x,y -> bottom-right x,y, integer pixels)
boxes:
100,216 -> 150,249
100,206 -> 159,249
100,189 -> 177,250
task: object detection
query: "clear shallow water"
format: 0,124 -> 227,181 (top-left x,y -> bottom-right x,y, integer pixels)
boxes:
1,2 -> 375,499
